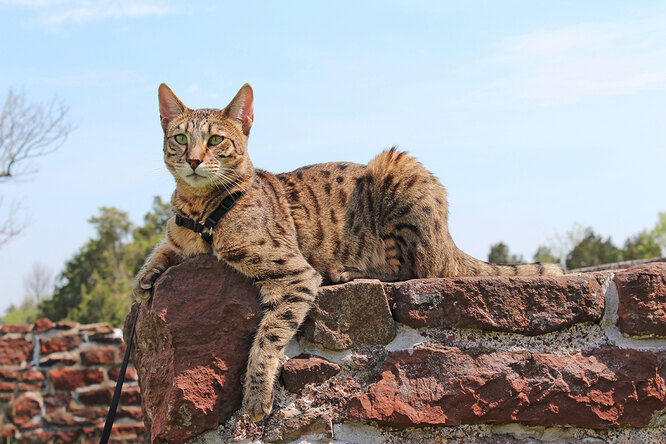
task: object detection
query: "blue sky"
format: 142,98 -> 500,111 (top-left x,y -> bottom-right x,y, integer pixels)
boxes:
0,1 -> 665,312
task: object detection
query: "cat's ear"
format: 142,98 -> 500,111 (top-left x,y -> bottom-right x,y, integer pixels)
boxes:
224,84 -> 254,136
158,83 -> 186,132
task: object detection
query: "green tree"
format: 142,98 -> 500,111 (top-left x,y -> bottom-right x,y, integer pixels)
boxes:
533,245 -> 558,263
488,242 -> 524,264
622,230 -> 661,260
566,228 -> 622,270
39,198 -> 171,325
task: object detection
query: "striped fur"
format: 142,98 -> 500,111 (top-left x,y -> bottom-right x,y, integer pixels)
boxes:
133,84 -> 563,423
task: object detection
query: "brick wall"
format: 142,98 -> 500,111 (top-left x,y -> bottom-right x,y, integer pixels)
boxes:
130,256 -> 666,443
0,318 -> 144,443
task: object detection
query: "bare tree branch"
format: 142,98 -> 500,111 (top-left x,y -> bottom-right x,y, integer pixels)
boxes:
23,262 -> 54,303
0,89 -> 73,246
0,89 -> 73,180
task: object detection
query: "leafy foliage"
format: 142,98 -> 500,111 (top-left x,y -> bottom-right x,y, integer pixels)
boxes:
38,197 -> 171,326
488,242 -> 524,264
565,228 -> 622,270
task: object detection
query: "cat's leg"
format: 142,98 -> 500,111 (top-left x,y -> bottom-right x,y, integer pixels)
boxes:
132,240 -> 182,302
220,248 -> 321,422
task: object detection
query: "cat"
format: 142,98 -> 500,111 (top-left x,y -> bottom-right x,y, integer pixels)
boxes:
133,83 -> 563,422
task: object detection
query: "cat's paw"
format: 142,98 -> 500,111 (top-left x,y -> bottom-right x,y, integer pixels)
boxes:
243,387 -> 273,422
132,267 -> 163,302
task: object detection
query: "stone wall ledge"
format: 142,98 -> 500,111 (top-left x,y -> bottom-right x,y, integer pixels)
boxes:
118,256 -> 666,443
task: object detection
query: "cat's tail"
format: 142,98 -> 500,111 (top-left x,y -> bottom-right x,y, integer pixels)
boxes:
365,148 -> 564,278
454,249 -> 564,276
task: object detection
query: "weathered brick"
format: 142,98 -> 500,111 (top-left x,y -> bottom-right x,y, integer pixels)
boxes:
302,279 -> 396,350
40,333 -> 84,354
0,381 -> 16,392
78,386 -> 113,405
0,337 -> 33,365
384,275 -> 604,335
17,367 -> 45,382
81,346 -> 117,365
0,369 -> 17,380
615,263 -> 666,337
43,393 -> 71,412
32,318 -> 54,334
49,368 -> 104,390
18,382 -> 44,392
108,366 -> 137,382
44,411 -> 97,427
0,324 -> 31,334
347,346 -> 666,428
119,386 -> 142,406
39,351 -> 78,367
282,354 -> 340,393
22,429 -> 80,443
6,393 -> 41,425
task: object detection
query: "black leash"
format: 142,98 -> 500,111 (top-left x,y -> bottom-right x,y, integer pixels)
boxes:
175,191 -> 244,243
100,303 -> 141,444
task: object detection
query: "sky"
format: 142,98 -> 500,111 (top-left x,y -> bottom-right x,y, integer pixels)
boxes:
0,0 -> 665,312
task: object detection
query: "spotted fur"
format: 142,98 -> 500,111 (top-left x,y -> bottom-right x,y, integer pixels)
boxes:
133,83 -> 563,422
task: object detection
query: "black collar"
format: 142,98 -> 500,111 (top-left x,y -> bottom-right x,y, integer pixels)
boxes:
174,191 -> 244,244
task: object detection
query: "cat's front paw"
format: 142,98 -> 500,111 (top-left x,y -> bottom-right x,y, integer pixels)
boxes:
132,267 -> 163,302
243,386 -> 273,422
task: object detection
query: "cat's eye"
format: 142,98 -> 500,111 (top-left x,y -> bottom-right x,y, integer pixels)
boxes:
208,135 -> 224,146
174,134 -> 187,145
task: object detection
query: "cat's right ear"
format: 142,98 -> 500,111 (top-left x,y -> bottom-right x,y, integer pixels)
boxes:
158,83 -> 186,132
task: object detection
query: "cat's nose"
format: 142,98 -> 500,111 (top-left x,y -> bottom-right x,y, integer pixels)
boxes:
187,158 -> 202,170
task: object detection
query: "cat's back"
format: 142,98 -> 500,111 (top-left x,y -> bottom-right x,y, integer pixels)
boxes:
273,161 -> 366,271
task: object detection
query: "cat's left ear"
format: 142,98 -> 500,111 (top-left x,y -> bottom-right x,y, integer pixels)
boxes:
158,83 -> 186,132
224,84 -> 254,136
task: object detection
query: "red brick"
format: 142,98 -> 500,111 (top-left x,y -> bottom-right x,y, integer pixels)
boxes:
43,393 -> 71,412
119,386 -> 142,406
39,351 -> 78,367
40,333 -> 84,354
0,337 -> 33,365
6,393 -> 41,425
81,346 -> 117,365
80,322 -> 114,337
384,275 -> 604,335
108,366 -> 137,382
0,324 -> 31,334
117,406 -> 143,421
22,429 -> 80,443
17,367 -> 45,382
44,411 -> 97,427
0,381 -> 15,391
68,404 -> 107,420
347,346 -> 666,428
78,386 -> 113,405
32,318 -> 54,334
49,368 -> 104,390
282,353 -> 340,392
615,263 -> 666,337
18,382 -> 44,391
0,369 -> 17,380
0,393 -> 13,403
55,321 -> 78,330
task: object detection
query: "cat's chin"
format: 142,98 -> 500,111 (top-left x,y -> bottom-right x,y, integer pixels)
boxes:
180,173 -> 215,189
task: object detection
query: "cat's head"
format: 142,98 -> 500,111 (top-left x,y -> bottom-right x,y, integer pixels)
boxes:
158,84 -> 254,190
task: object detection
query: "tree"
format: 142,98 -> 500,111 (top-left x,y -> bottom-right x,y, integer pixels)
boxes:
488,242 -> 524,264
39,198 -> 171,326
566,228 -> 622,270
23,262 -> 54,303
0,89 -> 73,246
533,245 -> 558,263
622,230 -> 661,260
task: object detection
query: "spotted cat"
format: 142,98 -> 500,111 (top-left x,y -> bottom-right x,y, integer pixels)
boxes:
133,83 -> 563,421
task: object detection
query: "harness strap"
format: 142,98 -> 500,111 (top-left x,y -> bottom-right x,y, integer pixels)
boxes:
174,191 -> 244,243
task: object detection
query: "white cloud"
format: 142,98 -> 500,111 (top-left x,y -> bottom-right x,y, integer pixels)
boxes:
493,16 -> 666,104
1,0 -> 175,24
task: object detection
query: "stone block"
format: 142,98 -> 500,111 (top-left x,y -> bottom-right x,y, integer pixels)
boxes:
615,263 -> 666,337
